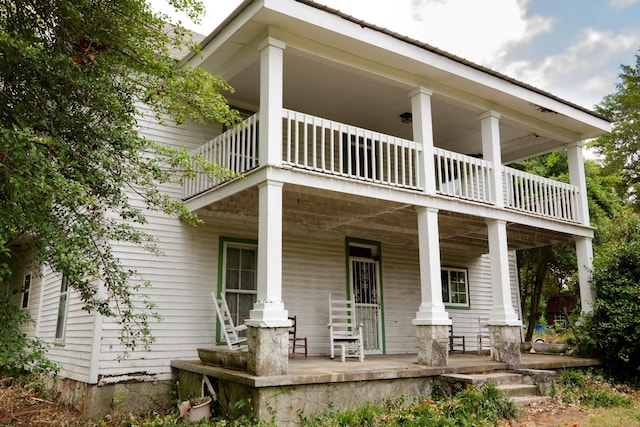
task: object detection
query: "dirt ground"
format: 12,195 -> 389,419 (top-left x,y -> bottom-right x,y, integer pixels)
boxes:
0,378 -> 635,427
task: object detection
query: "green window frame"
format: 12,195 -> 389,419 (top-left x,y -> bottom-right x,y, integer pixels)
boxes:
217,237 -> 257,344
441,267 -> 469,307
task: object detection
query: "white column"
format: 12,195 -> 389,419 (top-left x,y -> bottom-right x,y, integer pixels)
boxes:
258,37 -> 285,168
412,207 -> 451,325
566,141 -> 590,226
575,237 -> 595,313
248,180 -> 289,327
486,219 -> 520,325
410,87 -> 436,195
480,111 -> 504,208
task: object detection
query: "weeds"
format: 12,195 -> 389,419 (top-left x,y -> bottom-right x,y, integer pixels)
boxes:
554,369 -> 634,408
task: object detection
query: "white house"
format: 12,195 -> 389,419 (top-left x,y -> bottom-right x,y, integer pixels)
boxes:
7,0 -> 609,420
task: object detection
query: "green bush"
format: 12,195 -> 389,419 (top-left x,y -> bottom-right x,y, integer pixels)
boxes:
0,297 -> 58,376
555,369 -> 633,408
585,212 -> 640,379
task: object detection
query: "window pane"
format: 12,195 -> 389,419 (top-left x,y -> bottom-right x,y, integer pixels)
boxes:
55,294 -> 68,339
240,248 -> 255,271
441,270 -> 450,303
240,271 -> 255,290
226,269 -> 240,289
227,248 -> 240,269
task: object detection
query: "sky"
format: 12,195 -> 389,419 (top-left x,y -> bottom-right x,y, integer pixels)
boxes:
151,0 -> 640,111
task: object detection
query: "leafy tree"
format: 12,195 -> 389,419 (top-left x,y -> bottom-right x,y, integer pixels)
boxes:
0,296 -> 59,376
579,209 -> 640,379
0,0 -> 239,356
515,151 -> 623,341
592,51 -> 640,206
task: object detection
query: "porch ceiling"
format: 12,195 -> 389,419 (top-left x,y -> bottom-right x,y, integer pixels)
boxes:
193,1 -> 610,164
195,184 -> 574,255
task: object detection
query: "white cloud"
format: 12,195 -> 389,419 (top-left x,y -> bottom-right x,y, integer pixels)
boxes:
608,0 -> 637,8
500,28 -> 640,107
323,0 -> 552,68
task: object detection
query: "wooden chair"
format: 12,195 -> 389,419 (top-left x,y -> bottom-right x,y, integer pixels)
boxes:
477,316 -> 491,354
288,316 -> 308,358
449,318 -> 466,353
212,292 -> 247,350
328,293 -> 364,362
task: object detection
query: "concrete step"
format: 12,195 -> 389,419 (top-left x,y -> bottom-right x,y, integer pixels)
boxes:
511,395 -> 550,408
497,383 -> 539,397
441,372 -> 524,386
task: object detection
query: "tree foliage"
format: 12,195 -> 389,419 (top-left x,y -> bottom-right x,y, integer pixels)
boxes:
579,210 -> 640,379
592,51 -> 640,205
0,0 -> 239,355
0,296 -> 59,376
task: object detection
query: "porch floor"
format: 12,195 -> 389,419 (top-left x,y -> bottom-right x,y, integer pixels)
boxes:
171,352 -> 601,388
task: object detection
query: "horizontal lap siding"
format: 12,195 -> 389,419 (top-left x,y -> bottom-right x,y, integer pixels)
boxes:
97,113 -> 228,380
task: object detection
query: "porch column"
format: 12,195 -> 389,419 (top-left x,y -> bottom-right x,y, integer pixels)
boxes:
486,219 -> 522,366
413,206 -> 450,366
410,87 -> 436,195
247,180 -> 289,376
258,36 -> 285,167
575,237 -> 595,313
567,141 -> 595,313
566,141 -> 590,226
480,111 -> 504,208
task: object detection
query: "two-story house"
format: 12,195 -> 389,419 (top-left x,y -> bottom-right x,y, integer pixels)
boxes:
7,0 -> 609,420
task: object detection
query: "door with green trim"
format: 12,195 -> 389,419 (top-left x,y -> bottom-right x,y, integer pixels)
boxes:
350,257 -> 382,354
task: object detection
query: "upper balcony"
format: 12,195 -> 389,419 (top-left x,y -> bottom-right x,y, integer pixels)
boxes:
183,109 -> 582,225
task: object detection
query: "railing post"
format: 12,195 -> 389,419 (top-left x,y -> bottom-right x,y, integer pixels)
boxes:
410,87 -> 435,195
480,111 -> 503,207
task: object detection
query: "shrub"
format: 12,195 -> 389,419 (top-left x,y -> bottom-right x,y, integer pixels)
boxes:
0,297 -> 58,376
585,212 -> 640,380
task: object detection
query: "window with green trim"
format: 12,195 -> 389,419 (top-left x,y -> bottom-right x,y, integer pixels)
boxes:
441,267 -> 469,307
222,243 -> 257,329
21,273 -> 31,309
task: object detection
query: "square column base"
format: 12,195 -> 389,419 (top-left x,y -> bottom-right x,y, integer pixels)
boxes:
416,325 -> 449,366
488,325 -> 521,367
247,326 -> 289,376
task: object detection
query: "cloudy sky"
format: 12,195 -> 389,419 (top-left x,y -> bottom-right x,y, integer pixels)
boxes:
154,0 -> 640,111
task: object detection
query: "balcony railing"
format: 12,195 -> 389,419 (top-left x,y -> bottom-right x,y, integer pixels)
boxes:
282,109 -> 421,190
183,109 -> 581,224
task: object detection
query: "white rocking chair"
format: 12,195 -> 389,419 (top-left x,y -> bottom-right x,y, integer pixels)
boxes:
328,293 -> 365,362
212,292 -> 247,350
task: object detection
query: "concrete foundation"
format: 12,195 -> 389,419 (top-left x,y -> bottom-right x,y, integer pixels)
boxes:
416,324 -> 449,366
488,325 -> 522,367
247,325 -> 289,375
45,376 -> 175,419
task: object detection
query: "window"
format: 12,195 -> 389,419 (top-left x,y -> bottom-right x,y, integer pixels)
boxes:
221,241 -> 257,332
21,273 -> 31,309
55,276 -> 70,341
441,267 -> 469,307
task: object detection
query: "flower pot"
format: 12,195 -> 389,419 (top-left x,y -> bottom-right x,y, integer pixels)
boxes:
532,342 -> 567,354
187,396 -> 212,422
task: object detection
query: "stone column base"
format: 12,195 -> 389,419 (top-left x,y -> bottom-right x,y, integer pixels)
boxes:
416,324 -> 449,366
488,325 -> 521,367
247,325 -> 289,376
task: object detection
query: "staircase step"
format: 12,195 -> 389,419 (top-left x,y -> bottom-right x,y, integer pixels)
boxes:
497,383 -> 539,397
441,372 -> 524,386
511,395 -> 550,408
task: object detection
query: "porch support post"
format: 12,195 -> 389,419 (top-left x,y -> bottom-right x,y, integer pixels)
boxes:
486,219 -> 521,366
410,86 -> 436,195
566,141 -> 590,226
247,180 -> 289,376
258,36 -> 285,168
575,237 -> 595,313
480,111 -> 504,208
413,206 -> 450,366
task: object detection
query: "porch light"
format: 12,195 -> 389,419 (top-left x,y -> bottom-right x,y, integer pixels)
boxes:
399,112 -> 412,123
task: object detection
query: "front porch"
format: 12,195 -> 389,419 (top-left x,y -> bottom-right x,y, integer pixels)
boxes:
172,352 -> 601,424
